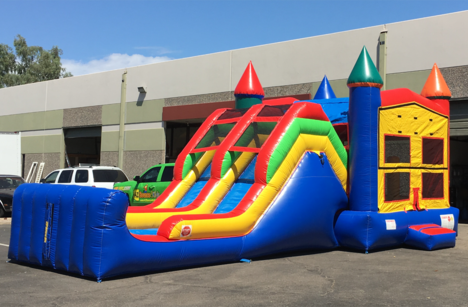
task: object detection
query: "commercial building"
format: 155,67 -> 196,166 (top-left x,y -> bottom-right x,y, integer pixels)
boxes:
0,10 -> 467,217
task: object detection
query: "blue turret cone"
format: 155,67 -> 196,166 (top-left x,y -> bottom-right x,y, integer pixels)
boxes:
314,75 -> 336,99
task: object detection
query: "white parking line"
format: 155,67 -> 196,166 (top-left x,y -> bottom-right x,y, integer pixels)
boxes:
0,243 -> 9,247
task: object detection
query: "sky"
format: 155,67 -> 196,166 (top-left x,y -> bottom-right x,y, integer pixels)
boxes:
1,0 -> 467,76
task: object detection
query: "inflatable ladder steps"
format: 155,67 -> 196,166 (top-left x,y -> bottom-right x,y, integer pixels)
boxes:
405,224 -> 456,251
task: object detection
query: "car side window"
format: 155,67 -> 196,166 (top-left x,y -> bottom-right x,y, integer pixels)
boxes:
160,166 -> 174,182
141,167 -> 161,183
58,170 -> 73,183
92,170 -> 128,183
75,170 -> 89,183
44,171 -> 59,183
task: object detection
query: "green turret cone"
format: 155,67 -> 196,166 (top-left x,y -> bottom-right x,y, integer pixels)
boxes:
347,46 -> 383,88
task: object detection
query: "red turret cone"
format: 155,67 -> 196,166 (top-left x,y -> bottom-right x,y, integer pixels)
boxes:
421,63 -> 451,99
234,61 -> 265,97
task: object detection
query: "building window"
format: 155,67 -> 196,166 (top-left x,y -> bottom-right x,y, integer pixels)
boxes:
422,173 -> 444,199
422,138 -> 444,164
165,122 -> 201,163
385,135 -> 410,163
385,172 -> 410,201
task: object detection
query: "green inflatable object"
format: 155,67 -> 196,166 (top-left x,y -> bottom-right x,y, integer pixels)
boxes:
347,46 -> 383,88
235,96 -> 262,109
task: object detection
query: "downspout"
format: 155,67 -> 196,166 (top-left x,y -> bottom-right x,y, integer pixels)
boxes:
118,70 -> 127,168
378,26 -> 388,91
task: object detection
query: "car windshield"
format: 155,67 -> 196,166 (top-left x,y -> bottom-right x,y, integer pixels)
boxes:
0,177 -> 25,189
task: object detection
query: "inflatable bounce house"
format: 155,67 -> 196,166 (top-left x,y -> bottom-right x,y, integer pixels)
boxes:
8,47 -> 459,281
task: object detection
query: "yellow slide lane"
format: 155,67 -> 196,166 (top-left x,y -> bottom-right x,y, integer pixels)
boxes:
126,151 -> 256,229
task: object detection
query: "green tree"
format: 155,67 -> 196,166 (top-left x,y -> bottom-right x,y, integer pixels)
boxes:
0,35 -> 72,88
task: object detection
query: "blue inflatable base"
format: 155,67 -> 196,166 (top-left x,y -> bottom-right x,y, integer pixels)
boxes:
334,207 -> 459,252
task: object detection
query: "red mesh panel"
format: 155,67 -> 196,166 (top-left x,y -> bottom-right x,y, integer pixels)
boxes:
422,173 -> 444,199
217,108 -> 249,120
257,105 -> 291,117
423,138 -> 444,164
385,135 -> 410,163
385,172 -> 410,201
333,124 -> 348,146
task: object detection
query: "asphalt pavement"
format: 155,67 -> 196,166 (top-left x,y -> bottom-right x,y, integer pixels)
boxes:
1,217 -> 467,307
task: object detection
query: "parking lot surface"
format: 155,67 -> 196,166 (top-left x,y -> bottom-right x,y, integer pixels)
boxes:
1,218 -> 467,307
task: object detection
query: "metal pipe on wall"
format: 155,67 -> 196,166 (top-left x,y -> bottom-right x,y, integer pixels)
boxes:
118,71 -> 127,169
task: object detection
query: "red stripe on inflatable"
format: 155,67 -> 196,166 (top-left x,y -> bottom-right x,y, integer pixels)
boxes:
157,183 -> 265,239
229,147 -> 260,153
255,102 -> 330,184
130,234 -> 170,242
215,118 -> 242,125
190,147 -> 219,153
262,97 -> 297,105
254,117 -> 283,122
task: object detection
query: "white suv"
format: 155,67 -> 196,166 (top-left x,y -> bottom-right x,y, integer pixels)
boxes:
42,166 -> 128,189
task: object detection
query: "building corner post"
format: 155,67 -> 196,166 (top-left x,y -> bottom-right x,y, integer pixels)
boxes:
118,71 -> 127,169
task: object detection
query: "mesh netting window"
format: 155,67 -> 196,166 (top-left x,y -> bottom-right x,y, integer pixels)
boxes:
385,172 -> 410,201
234,122 -> 277,149
422,138 -> 444,164
218,108 -> 249,120
257,105 -> 291,117
195,123 -> 236,149
385,135 -> 410,163
422,173 -> 444,199
334,124 -> 348,146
